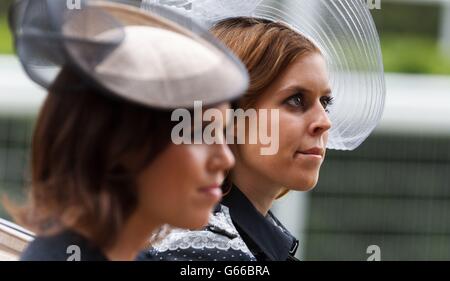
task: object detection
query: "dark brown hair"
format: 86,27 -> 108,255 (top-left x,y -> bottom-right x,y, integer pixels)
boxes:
211,17 -> 320,198
7,67 -> 175,249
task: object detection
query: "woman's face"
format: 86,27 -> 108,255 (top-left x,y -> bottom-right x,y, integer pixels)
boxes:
136,103 -> 235,229
234,53 -> 332,191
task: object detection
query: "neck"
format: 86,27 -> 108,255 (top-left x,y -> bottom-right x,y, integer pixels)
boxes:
104,212 -> 160,261
230,161 -> 283,216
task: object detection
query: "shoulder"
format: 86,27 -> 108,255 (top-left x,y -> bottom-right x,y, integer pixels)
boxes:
137,205 -> 256,261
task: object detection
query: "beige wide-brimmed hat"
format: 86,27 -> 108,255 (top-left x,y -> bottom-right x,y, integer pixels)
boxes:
9,0 -> 249,109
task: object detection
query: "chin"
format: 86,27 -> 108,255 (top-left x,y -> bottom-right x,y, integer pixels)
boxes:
285,174 -> 320,192
180,215 -> 210,230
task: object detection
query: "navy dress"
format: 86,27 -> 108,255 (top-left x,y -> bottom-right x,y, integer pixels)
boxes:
137,185 -> 299,261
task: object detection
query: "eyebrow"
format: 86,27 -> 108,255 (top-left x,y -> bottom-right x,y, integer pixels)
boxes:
278,85 -> 332,96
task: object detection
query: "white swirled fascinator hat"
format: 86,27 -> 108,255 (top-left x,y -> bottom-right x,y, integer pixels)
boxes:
142,0 -> 386,150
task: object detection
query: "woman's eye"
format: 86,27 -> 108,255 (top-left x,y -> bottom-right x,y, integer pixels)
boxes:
320,96 -> 334,113
285,93 -> 304,108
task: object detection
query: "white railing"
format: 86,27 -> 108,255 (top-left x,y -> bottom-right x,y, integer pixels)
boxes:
0,56 -> 45,116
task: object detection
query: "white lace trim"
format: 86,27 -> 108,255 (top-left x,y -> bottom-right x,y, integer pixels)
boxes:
153,206 -> 253,257
208,205 -> 239,236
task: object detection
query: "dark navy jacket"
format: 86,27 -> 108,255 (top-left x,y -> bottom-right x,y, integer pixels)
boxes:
21,230 -> 108,261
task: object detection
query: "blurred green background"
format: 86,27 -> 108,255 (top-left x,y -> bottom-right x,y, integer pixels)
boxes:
0,0 -> 13,54
372,2 -> 450,74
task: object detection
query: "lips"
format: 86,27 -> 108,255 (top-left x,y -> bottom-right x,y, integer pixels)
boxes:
295,147 -> 325,159
199,184 -> 221,192
299,147 -> 324,156
198,184 -> 222,202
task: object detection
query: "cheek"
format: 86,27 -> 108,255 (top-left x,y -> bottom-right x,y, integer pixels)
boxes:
135,145 -> 208,225
278,112 -> 308,152
323,131 -> 329,147
237,111 -> 322,190
276,115 -> 310,175
238,113 -> 302,172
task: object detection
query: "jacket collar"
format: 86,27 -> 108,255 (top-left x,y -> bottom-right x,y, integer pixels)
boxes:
221,185 -> 299,261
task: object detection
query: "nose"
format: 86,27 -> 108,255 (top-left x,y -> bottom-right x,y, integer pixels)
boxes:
308,103 -> 332,136
207,143 -> 235,173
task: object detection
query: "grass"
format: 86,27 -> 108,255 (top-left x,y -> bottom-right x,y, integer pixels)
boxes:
0,14 -> 13,54
381,34 -> 450,75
